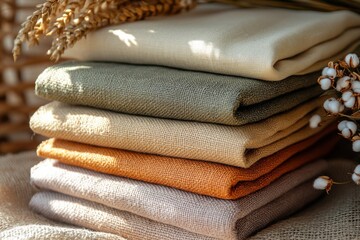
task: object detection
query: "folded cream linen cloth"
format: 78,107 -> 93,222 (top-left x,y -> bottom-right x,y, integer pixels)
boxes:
63,4 -> 360,81
36,131 -> 337,199
250,158 -> 360,239
0,151 -> 123,240
30,98 -> 329,168
30,159 -> 326,240
35,61 -> 322,125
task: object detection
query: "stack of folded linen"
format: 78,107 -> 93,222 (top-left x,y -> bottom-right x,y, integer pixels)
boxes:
28,4 -> 360,240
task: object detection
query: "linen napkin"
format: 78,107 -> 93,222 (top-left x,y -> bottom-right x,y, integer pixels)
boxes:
30,159 -> 326,239
0,151 -> 122,240
30,181 -> 321,240
250,158 -> 359,239
35,61 -> 322,125
30,98 -> 329,168
36,131 -> 337,199
64,4 -> 360,80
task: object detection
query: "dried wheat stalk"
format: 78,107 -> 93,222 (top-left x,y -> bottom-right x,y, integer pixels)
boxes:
13,0 -> 197,61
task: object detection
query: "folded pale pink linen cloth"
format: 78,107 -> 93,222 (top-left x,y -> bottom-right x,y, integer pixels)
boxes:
30,180 -> 321,240
64,4 -> 360,81
0,151 -> 123,240
30,98 -> 330,168
31,159 -> 326,239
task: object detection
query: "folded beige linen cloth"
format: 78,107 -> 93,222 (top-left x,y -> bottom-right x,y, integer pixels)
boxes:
35,61 -> 322,125
250,158 -> 360,239
31,159 -> 326,239
64,4 -> 360,81
30,99 -> 330,168
0,151 -> 123,240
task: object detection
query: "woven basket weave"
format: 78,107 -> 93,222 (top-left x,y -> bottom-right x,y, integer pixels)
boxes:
0,0 -> 50,154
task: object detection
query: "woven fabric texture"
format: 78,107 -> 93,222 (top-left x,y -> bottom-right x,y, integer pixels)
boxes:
64,4 -> 360,81
31,159 -> 326,239
35,61 -> 322,125
31,180 -> 321,240
36,131 -> 337,199
0,151 -> 123,240
30,192 -> 213,240
30,98 -> 329,168
250,158 -> 360,239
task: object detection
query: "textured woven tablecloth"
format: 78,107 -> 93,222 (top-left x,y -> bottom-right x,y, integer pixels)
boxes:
30,98 -> 330,168
35,61 -> 322,125
64,4 -> 360,81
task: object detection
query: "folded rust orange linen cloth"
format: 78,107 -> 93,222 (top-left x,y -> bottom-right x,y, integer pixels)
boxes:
37,130 -> 337,200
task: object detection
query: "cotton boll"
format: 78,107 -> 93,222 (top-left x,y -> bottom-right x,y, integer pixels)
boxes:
327,99 -> 344,114
342,128 -> 352,138
319,78 -> 332,90
352,165 -> 360,185
344,98 -> 356,108
352,81 -> 360,94
339,120 -> 358,139
338,120 -> 347,131
352,140 -> 360,152
342,91 -> 353,102
322,67 -> 329,76
342,91 -> 356,108
346,121 -> 357,135
353,165 -> 360,173
352,173 -> 360,185
309,114 -> 321,128
323,98 -> 336,112
313,176 -> 333,193
336,76 -> 351,92
345,53 -> 359,68
322,67 -> 337,79
313,177 -> 330,190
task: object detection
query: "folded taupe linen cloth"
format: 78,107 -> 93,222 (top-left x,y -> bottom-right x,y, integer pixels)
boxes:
35,61 -> 322,125
64,4 -> 360,81
30,180 -> 321,240
250,158 -> 360,239
30,99 -> 330,168
31,159 -> 326,239
0,151 -> 123,240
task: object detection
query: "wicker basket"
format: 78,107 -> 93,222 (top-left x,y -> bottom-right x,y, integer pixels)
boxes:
0,0 -> 50,154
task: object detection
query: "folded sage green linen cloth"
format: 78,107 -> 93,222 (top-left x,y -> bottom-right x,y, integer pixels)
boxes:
64,4 -> 360,81
0,151 -> 123,240
35,61 -> 322,125
30,98 -> 330,168
250,158 -> 359,239
31,159 -> 326,239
